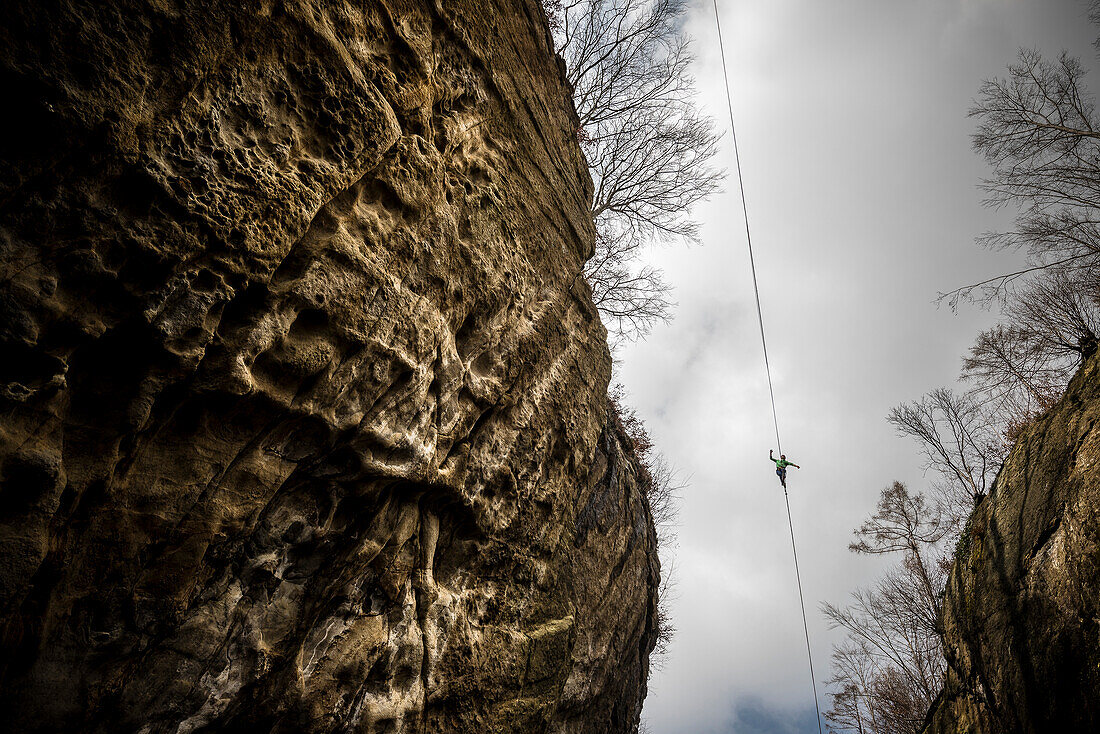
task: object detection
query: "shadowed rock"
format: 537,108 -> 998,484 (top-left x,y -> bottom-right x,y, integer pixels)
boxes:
924,353 -> 1100,734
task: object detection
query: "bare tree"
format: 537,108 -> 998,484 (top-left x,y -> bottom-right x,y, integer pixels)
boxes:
827,638 -> 895,733
824,484 -> 950,734
1002,268 -> 1100,358
607,384 -> 683,669
651,561 -> 677,668
585,233 -> 674,343
887,388 -> 1007,535
826,393 -> 1007,732
940,12 -> 1100,424
944,42 -> 1100,305
962,268 -> 1100,436
872,666 -> 935,734
964,325 -> 1069,423
850,482 -> 949,555
849,483 -> 946,625
551,0 -> 722,340
823,572 -> 945,734
647,452 -> 684,546
646,454 -> 683,669
827,676 -> 876,733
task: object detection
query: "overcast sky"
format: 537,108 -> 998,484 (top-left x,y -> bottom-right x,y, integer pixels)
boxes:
619,1 -> 1099,732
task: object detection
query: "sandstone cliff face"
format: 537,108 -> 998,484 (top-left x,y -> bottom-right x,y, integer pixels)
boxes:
924,353 -> 1100,734
0,2 -> 660,732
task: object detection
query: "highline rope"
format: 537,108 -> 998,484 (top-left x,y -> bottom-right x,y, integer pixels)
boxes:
710,2 -> 824,732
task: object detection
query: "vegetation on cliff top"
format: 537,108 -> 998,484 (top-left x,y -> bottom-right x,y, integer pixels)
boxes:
609,383 -> 681,668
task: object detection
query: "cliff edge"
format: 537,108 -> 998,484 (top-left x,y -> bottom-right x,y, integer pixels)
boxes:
0,1 -> 659,731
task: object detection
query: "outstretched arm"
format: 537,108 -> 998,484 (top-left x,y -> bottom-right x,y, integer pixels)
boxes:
769,449 -> 775,460
791,463 -> 801,469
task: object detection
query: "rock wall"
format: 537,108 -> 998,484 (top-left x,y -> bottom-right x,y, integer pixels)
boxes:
0,1 -> 660,732
924,353 -> 1100,734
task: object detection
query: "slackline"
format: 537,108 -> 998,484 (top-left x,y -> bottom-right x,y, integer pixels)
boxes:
710,3 -> 825,732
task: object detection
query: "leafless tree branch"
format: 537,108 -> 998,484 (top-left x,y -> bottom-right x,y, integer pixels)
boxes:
551,0 -> 723,340
946,45 -> 1100,306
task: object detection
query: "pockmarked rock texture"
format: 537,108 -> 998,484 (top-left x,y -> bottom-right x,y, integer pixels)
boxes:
924,353 -> 1100,734
0,1 -> 660,732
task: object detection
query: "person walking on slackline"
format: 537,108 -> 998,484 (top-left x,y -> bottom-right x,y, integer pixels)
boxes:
769,449 -> 800,489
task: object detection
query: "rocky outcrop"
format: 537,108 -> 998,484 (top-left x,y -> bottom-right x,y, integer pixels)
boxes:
0,1 -> 659,732
924,353 -> 1100,734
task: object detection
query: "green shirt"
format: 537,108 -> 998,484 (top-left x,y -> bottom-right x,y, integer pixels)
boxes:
772,457 -> 794,469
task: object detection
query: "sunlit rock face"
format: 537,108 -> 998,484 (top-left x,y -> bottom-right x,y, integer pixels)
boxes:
924,353 -> 1100,734
0,1 -> 659,731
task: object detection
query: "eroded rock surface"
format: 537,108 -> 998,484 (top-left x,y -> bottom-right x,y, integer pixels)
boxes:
0,1 -> 659,731
924,353 -> 1100,734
